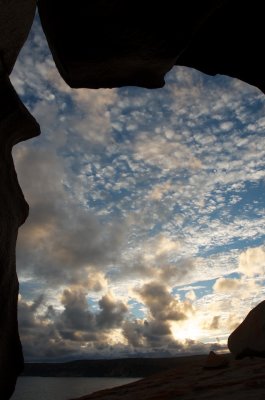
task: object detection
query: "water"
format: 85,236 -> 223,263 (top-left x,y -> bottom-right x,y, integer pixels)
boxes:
11,377 -> 140,400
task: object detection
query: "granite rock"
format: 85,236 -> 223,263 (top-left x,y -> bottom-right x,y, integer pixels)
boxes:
228,300 -> 265,359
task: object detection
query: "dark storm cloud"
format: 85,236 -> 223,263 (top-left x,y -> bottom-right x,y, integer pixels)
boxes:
18,289 -> 129,360
18,289 -> 220,361
18,294 -> 45,328
122,317 -> 217,356
96,293 -> 128,329
135,281 -> 193,321
120,281 -> 195,351
58,289 -> 95,332
123,319 -> 172,348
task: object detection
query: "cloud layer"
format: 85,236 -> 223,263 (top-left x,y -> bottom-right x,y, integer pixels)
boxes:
10,14 -> 265,360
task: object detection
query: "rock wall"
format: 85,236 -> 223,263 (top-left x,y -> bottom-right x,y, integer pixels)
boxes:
0,2 -> 38,398
0,69 -> 40,400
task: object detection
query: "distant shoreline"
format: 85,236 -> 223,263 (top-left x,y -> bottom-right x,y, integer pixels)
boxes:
22,354 -> 212,378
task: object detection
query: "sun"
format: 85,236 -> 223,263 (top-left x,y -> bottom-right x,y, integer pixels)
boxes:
171,320 -> 202,342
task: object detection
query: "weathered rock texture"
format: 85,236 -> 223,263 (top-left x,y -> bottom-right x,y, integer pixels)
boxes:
228,300 -> 265,359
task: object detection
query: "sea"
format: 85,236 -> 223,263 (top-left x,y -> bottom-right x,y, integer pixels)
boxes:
10,377 -> 140,400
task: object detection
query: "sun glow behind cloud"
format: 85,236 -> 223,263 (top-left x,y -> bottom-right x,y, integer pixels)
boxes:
171,320 -> 202,342
10,13 -> 265,361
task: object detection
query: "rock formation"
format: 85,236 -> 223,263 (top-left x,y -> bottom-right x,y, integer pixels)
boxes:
0,2 -> 39,399
37,0 -> 226,89
1,1 -> 265,399
0,0 -> 37,75
0,71 -> 40,399
228,300 -> 265,359
178,0 -> 265,93
203,351 -> 229,369
37,0 -> 265,93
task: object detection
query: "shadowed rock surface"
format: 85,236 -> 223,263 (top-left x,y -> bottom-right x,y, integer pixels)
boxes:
37,0 -> 225,89
0,69 -> 40,400
70,355 -> 265,400
178,0 -> 265,93
0,2 -> 38,398
228,300 -> 265,359
38,0 -> 265,93
203,351 -> 229,370
0,0 -> 36,75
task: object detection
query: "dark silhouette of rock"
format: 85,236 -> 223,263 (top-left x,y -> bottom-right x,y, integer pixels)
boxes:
203,351 -> 229,369
0,65 -> 40,400
0,0 -> 37,75
37,1 -> 265,93
69,355 -> 265,400
0,2 -> 38,398
228,300 -> 265,359
178,0 -> 265,93
37,1 -> 226,89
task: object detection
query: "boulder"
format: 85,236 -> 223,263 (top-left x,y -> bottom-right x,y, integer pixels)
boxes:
228,300 -> 265,359
203,351 -> 229,369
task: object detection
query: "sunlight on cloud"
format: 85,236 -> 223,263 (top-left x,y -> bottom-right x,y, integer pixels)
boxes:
9,13 -> 265,360
171,319 -> 202,342
238,246 -> 265,276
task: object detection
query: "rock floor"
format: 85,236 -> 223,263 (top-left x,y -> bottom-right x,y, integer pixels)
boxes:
70,355 -> 265,400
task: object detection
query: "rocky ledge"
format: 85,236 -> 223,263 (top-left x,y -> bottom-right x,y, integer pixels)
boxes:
70,354 -> 265,400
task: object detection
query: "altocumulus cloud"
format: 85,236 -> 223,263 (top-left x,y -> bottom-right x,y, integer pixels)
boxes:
10,13 -> 265,360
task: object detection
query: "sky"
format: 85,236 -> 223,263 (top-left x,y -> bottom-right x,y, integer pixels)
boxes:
10,13 -> 265,362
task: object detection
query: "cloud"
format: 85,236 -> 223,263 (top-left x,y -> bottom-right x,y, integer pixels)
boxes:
135,281 -> 193,322
213,277 -> 243,292
58,289 -> 95,335
15,144 -> 126,288
18,294 -> 45,329
18,288 -> 129,360
238,246 -> 265,276
208,316 -> 220,330
96,293 -> 128,329
133,132 -> 202,171
10,13 -> 265,360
